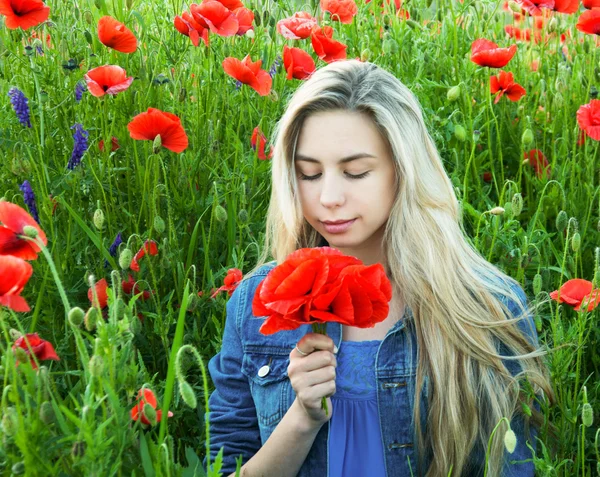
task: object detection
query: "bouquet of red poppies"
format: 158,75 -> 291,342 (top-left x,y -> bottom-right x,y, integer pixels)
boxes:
252,247 -> 393,414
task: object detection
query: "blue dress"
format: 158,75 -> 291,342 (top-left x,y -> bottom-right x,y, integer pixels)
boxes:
328,339 -> 387,476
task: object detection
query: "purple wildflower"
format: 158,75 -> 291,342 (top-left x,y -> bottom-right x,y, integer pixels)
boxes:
8,88 -> 32,128
67,123 -> 89,170
105,232 -> 123,268
19,180 -> 40,224
235,80 -> 242,90
36,45 -> 44,56
269,55 -> 282,79
75,82 -> 86,102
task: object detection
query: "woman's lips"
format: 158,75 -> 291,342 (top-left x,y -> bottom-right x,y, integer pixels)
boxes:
321,219 -> 356,234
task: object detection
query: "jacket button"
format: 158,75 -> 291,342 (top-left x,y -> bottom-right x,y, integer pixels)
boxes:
258,365 -> 270,377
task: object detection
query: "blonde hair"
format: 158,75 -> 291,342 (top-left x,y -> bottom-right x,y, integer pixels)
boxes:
248,59 -> 554,476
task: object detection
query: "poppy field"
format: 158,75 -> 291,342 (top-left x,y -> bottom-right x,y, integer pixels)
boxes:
1,0 -> 600,474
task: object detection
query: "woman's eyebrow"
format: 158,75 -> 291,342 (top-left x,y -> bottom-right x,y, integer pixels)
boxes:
295,153 -> 377,164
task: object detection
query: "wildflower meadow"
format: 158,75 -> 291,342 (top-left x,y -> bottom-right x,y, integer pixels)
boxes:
1,0 -> 600,475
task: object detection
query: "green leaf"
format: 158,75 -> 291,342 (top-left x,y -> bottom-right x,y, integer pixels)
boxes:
182,447 -> 206,477
139,431 -> 156,477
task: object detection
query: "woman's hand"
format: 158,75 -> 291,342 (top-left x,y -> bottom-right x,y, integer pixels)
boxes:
287,333 -> 338,428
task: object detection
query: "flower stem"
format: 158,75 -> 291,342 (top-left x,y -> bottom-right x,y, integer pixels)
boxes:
311,322 -> 329,416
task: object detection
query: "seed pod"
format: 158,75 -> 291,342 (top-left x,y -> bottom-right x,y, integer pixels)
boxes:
521,402 -> 532,417
1,408 -> 17,436
245,29 -> 255,39
68,307 -> 85,327
142,403 -> 157,426
382,37 -> 399,55
153,134 -> 162,154
582,403 -> 594,427
360,48 -> 371,62
179,380 -> 197,409
84,307 -> 100,332
555,210 -> 568,233
511,193 -> 523,217
39,401 -> 55,425
533,273 -> 543,296
521,129 -> 534,146
454,124 -> 467,142
93,208 -> 105,230
84,30 -> 93,45
237,209 -> 249,224
153,216 -> 165,234
119,249 -> 133,270
534,314 -> 542,333
504,429 -> 517,453
214,204 -> 228,223
22,225 -> 39,238
490,206 -> 505,216
508,0 -> 523,12
89,355 -> 104,378
571,232 -> 581,252
9,328 -> 22,340
447,85 -> 461,103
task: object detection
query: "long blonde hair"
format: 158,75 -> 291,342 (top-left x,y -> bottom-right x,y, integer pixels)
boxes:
248,59 -> 554,476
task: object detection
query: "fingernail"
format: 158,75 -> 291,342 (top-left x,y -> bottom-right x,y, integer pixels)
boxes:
333,345 -> 338,354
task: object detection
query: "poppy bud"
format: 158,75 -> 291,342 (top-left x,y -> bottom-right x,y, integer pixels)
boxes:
554,92 -> 564,109
215,205 -> 228,223
84,30 -> 93,45
68,307 -> 85,327
533,273 -> 543,296
508,0 -> 522,12
245,29 -> 255,39
503,429 -> 517,453
93,208 -> 105,230
84,10 -> 93,24
360,48 -> 371,62
142,403 -> 157,426
447,85 -> 461,102
84,307 -> 99,332
405,19 -> 420,30
521,402 -> 532,417
119,249 -> 133,270
583,40 -> 590,54
178,87 -> 187,102
9,328 -> 22,341
153,216 -> 165,234
39,401 -> 55,425
547,17 -> 558,33
521,129 -> 534,146
152,134 -> 162,154
11,462 -> 25,475
568,217 -> 579,233
238,209 -> 248,224
511,193 -> 523,217
22,225 -> 39,238
571,232 -> 581,252
179,380 -> 197,409
89,355 -> 104,378
126,0 -> 134,8
454,124 -> 467,142
268,89 -> 279,102
1,408 -> 17,436
14,347 -> 29,365
382,37 -> 399,55
582,403 -> 594,427
71,441 -> 86,458
534,314 -> 542,332
489,206 -> 505,216
556,210 -> 568,233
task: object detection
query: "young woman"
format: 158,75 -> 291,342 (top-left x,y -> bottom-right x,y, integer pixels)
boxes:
204,59 -> 554,477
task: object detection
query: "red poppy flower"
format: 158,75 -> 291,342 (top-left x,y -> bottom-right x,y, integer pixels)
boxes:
0,0 -> 50,30
233,7 -> 254,35
584,0 -> 600,8
211,268 -> 244,298
550,278 -> 600,312
283,45 -> 316,80
523,149 -> 551,179
365,0 -> 402,9
515,0 -> 554,15
0,201 -> 47,260
190,1 -> 238,37
88,277 -> 109,309
174,10 -> 210,47
252,247 -> 392,335
130,240 -> 159,272
127,108 -> 188,153
311,26 -> 348,63
12,332 -> 59,369
222,55 -> 272,96
277,11 -> 318,39
577,7 -> 600,34
130,388 -> 173,426
122,274 -> 152,300
98,16 -> 137,53
0,255 -> 32,312
320,0 -> 358,24
212,0 -> 244,10
490,70 -> 526,104
99,136 -> 120,152
505,25 -> 529,41
84,65 -> 134,98
251,126 -> 273,160
553,0 -> 579,13
470,39 -> 517,68
29,30 -> 51,48
577,100 -> 600,141
482,171 -> 493,182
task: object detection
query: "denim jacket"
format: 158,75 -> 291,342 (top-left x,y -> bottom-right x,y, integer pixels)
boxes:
205,261 -> 539,476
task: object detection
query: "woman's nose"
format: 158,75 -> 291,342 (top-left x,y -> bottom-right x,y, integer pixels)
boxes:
319,174 -> 346,208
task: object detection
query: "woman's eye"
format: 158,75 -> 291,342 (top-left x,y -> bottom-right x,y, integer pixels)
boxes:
298,171 -> 370,181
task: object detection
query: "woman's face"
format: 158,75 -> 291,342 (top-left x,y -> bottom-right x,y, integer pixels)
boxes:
294,110 -> 397,266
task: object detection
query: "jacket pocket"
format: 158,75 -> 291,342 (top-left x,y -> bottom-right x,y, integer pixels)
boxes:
241,351 -> 292,428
